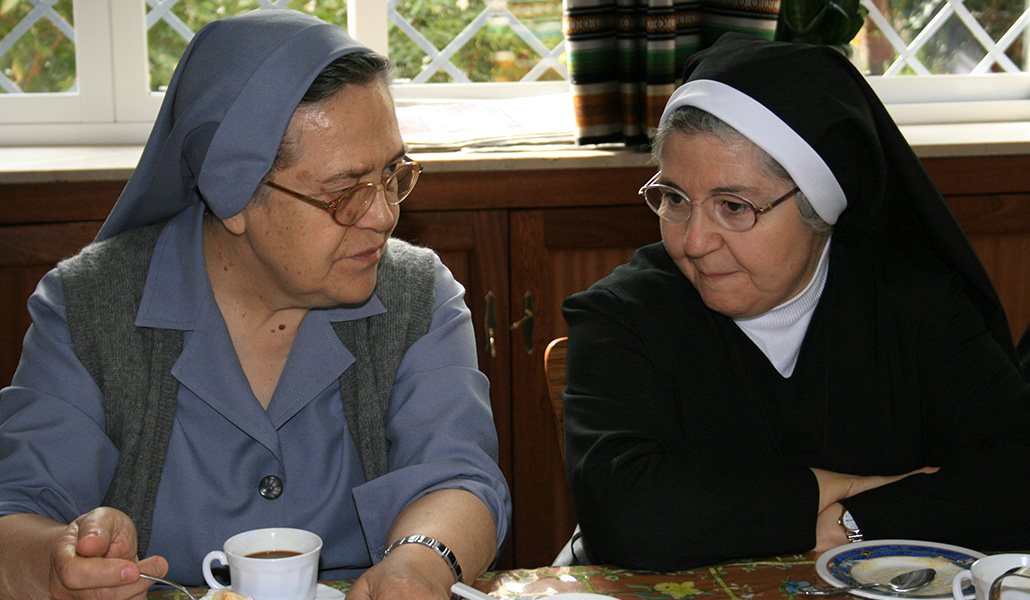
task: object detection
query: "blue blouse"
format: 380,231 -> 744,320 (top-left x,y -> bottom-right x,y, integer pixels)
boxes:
0,204 -> 511,584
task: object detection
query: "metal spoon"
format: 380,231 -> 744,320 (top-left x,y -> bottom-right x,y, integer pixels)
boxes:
452,582 -> 497,600
988,565 -> 1030,600
799,567 -> 937,596
139,573 -> 201,600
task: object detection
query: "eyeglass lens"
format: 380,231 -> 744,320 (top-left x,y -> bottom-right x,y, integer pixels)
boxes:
642,187 -> 758,231
333,162 -> 420,225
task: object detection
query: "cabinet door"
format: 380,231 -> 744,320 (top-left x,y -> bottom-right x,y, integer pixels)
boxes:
508,206 -> 660,568
0,181 -> 122,387
944,194 -> 1030,343
394,209 -> 511,472
0,222 -> 104,386
393,209 -> 515,567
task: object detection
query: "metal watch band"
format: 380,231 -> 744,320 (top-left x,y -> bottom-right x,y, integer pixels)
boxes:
839,509 -> 864,543
383,534 -> 463,584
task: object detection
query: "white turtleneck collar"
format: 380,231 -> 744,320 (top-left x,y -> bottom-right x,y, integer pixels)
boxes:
732,236 -> 832,377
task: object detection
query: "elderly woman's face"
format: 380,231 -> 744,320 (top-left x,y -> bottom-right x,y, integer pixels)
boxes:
659,131 -> 829,318
228,81 -> 404,308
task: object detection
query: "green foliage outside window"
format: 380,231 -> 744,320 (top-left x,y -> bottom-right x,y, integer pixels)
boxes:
388,0 -> 564,83
0,0 -> 564,94
874,0 -> 1027,74
145,0 -> 345,91
0,0 -> 1027,94
145,0 -> 564,89
0,0 -> 75,93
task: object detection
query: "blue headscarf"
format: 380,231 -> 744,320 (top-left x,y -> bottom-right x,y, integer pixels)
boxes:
97,9 -> 371,240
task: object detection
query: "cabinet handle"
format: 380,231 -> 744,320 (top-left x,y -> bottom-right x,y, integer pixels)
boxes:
484,291 -> 497,358
510,292 -> 535,354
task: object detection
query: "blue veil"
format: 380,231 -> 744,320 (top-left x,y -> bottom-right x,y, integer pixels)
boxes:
97,9 -> 370,241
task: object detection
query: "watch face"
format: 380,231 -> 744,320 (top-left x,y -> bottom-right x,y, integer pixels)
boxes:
842,510 -> 858,531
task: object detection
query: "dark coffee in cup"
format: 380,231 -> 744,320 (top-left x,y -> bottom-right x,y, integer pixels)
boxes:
245,550 -> 303,559
203,527 -> 323,600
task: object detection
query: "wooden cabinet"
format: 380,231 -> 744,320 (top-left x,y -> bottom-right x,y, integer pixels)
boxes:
506,206 -> 659,565
392,166 -> 663,568
0,222 -> 105,387
393,209 -> 512,481
2,153 -> 1030,571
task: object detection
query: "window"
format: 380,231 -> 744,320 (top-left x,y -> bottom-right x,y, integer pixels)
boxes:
1,0 -> 1029,146
853,0 -> 1030,123
0,0 -> 567,144
138,1 -> 567,90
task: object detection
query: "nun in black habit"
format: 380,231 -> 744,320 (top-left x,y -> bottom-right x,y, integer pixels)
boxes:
561,33 -> 1030,570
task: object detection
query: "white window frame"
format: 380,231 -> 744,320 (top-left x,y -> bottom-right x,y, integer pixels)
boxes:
1,0 -> 1030,146
870,73 -> 1030,124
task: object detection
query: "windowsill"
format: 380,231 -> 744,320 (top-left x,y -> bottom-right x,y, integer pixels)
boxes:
2,122 -> 1030,185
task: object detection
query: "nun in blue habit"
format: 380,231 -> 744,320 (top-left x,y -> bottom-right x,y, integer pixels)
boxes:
0,9 -> 510,600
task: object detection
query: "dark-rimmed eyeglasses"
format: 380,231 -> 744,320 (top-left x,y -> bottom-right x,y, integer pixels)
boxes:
639,171 -> 800,232
264,157 -> 423,226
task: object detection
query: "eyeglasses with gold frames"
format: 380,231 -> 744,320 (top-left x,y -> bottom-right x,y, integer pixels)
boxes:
264,157 -> 423,226
639,171 -> 799,232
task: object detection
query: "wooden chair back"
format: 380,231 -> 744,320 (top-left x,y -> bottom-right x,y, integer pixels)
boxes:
544,337 -> 568,463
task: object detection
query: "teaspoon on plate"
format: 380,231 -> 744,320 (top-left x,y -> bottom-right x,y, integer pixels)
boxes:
139,573 -> 201,600
799,567 -> 937,596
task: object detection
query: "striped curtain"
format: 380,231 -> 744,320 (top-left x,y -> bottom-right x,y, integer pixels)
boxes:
564,0 -> 780,146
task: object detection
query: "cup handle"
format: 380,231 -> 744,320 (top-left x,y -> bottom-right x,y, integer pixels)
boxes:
203,550 -> 229,590
953,569 -> 973,600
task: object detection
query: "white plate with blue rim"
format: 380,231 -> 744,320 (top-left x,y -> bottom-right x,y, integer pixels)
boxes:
816,539 -> 985,600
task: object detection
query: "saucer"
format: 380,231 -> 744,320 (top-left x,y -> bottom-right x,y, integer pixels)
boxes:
200,584 -> 344,600
316,584 -> 346,600
816,539 -> 985,600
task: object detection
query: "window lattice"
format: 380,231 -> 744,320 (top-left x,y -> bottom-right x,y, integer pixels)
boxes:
856,0 -> 1030,75
140,0 -> 566,89
389,0 -> 567,83
8,0 -> 1026,98
0,0 -> 75,94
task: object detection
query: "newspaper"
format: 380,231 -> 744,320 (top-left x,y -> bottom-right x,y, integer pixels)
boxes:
396,92 -> 575,151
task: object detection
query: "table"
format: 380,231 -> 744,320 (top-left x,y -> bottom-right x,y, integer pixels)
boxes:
472,556 -> 820,599
147,553 -> 823,599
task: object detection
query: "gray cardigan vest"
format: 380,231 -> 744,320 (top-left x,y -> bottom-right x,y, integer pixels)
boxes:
58,224 -> 436,556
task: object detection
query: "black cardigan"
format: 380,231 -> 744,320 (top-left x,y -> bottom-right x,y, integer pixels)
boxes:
562,235 -> 1030,571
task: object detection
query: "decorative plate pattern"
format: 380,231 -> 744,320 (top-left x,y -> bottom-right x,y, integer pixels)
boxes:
816,539 -> 986,600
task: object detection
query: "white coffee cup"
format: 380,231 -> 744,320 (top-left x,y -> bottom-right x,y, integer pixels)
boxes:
202,527 -> 323,600
952,554 -> 1030,600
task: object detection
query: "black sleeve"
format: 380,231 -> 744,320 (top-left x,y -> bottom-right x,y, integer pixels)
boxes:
842,271 -> 1030,550
562,286 -> 820,571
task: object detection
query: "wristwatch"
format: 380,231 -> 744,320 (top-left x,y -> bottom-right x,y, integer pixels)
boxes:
839,509 -> 864,543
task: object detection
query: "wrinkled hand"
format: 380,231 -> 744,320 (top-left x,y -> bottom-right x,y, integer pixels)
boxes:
809,466 -> 940,553
49,507 -> 167,600
811,466 -> 939,514
813,503 -> 849,553
346,544 -> 453,600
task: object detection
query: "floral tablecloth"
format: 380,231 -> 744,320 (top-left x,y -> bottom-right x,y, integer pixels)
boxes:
470,555 -> 820,599
148,553 -> 823,600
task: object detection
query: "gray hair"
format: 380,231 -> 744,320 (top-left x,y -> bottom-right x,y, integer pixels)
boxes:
252,51 -> 394,203
652,106 -> 832,233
